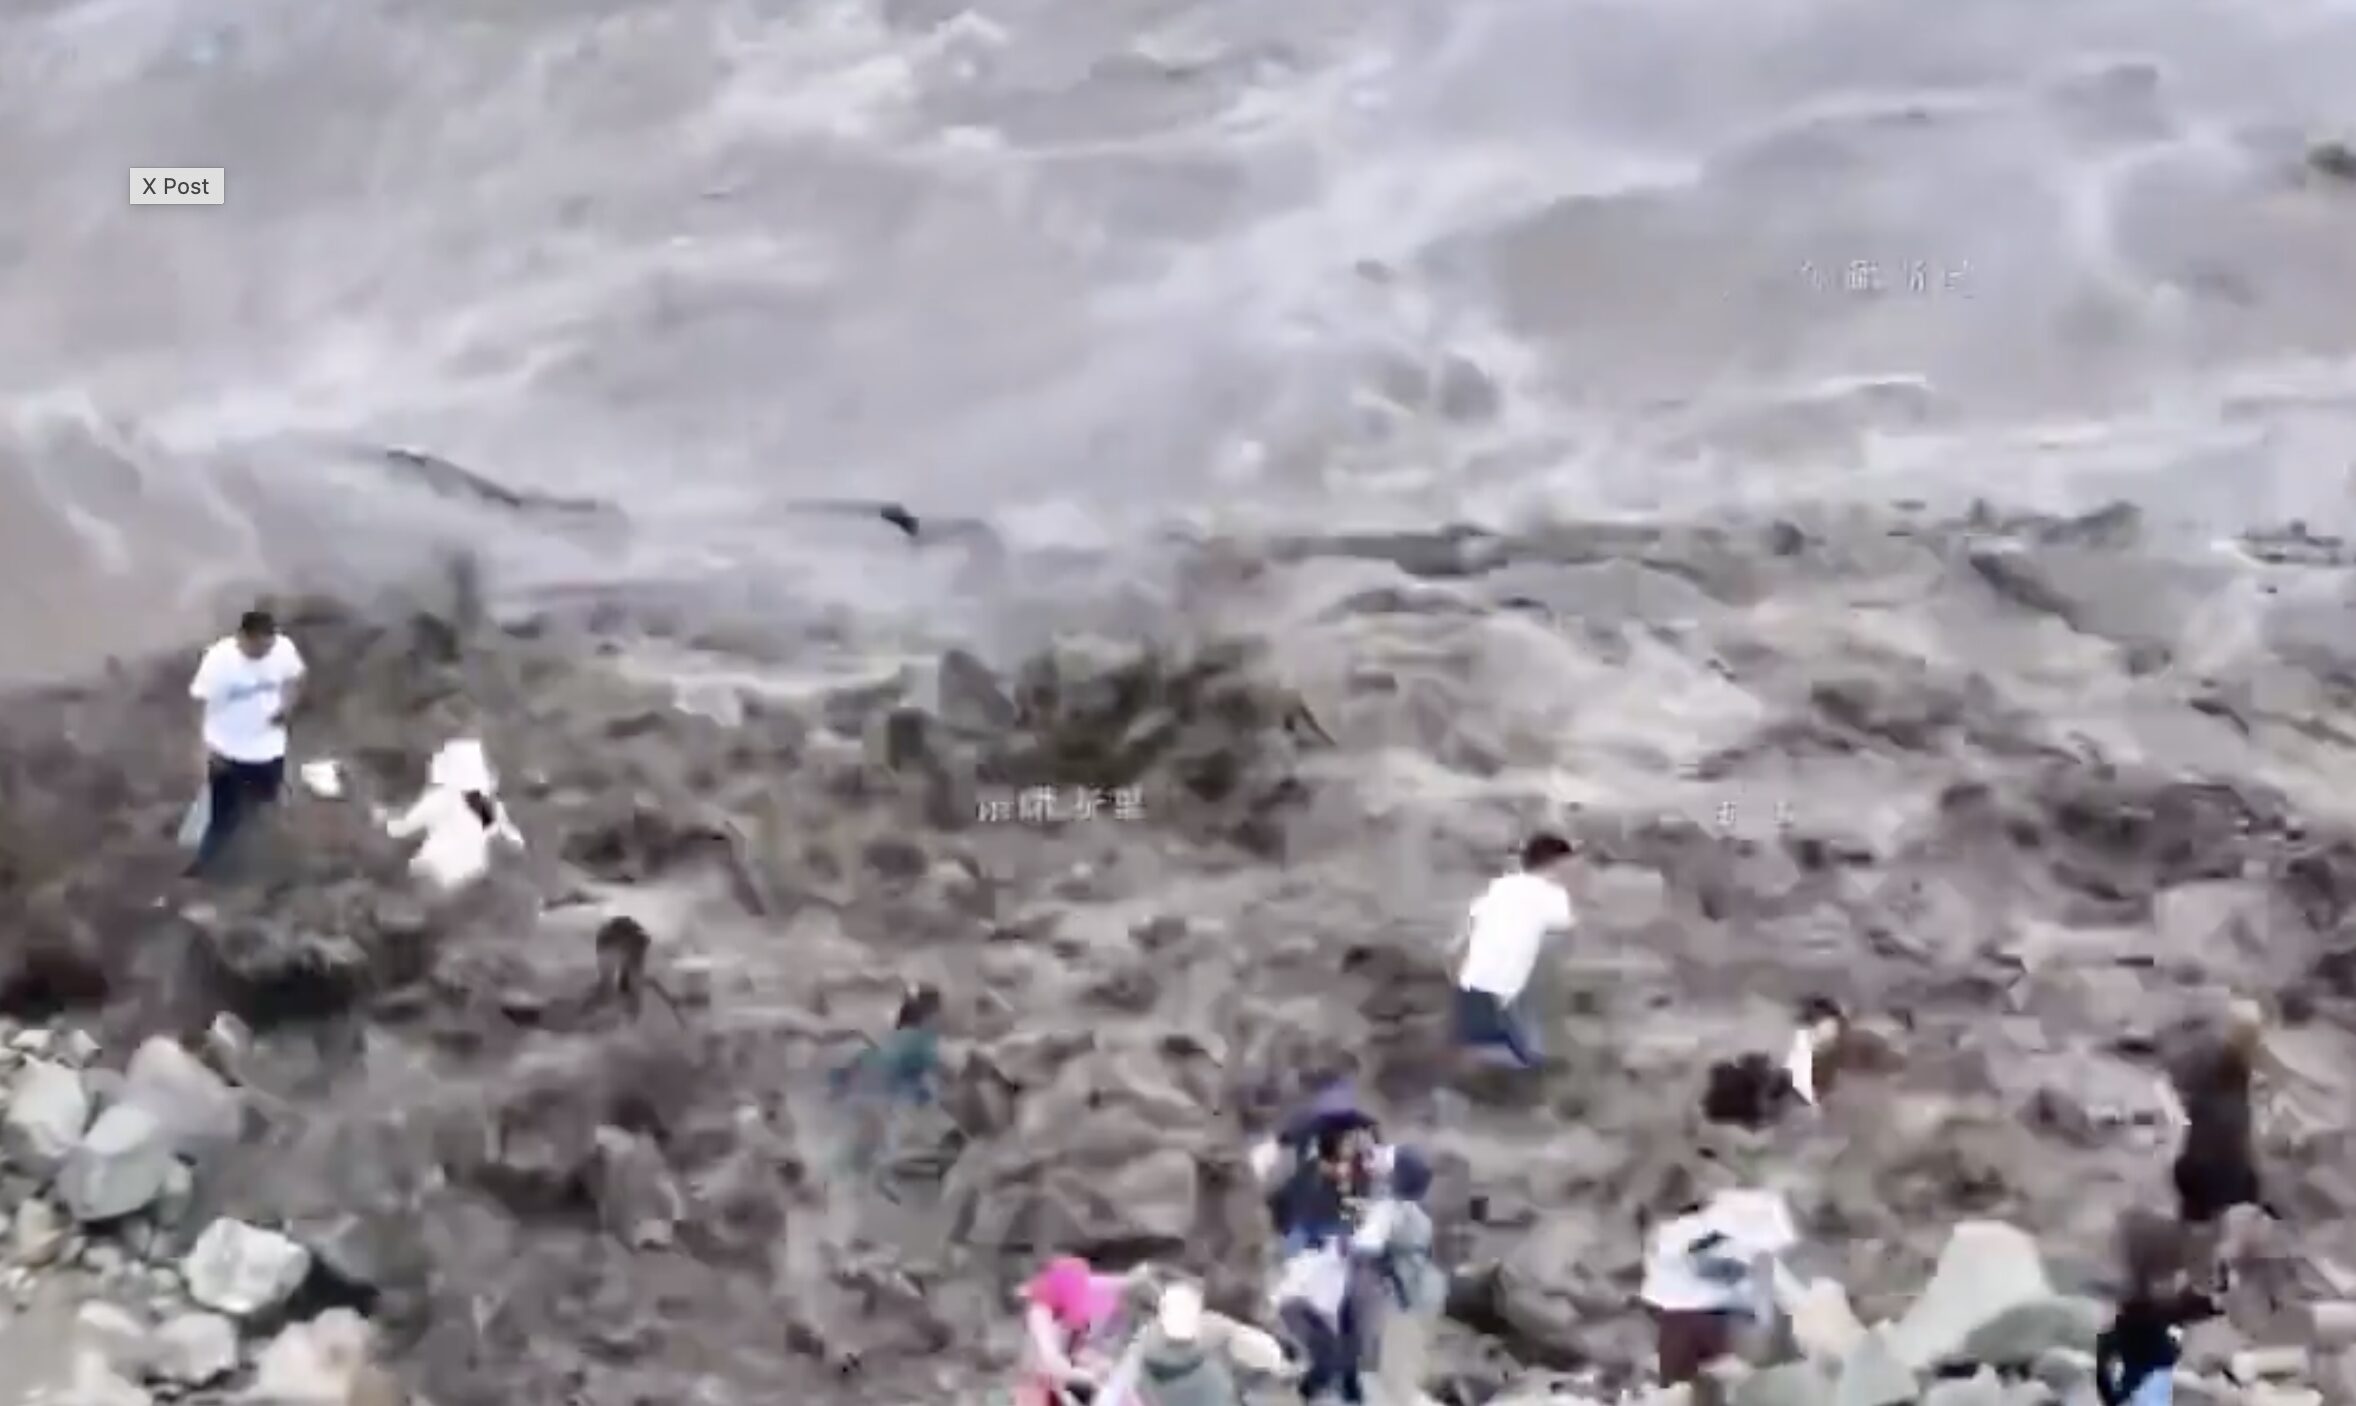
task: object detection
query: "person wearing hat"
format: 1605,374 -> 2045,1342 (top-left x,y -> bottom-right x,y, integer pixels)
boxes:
1270,1123 -> 1379,1255
382,737 -> 526,892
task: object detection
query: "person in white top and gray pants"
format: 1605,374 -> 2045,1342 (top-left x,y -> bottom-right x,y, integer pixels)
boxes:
1451,832 -> 1578,1069
186,608 -> 306,876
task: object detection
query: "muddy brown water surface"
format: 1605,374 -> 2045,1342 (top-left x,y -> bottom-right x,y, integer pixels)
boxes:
8,503 -> 2356,1405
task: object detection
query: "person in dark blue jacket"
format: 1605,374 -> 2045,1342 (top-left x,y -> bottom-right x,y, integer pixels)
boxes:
1270,1122 -> 1378,1253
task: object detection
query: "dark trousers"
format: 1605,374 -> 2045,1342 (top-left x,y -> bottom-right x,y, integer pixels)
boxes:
1454,986 -> 1540,1069
1653,1307 -> 1740,1384
1282,1299 -> 1363,1404
189,756 -> 286,875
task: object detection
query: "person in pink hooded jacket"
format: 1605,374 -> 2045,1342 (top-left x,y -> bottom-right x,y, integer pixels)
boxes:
1020,1256 -> 1133,1406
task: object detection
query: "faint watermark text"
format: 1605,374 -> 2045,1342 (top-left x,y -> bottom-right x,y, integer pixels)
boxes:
976,785 -> 1148,826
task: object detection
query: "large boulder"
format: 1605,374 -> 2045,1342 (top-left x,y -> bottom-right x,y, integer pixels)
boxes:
184,1217 -> 314,1318
945,1036 -> 1227,1265
2,1057 -> 90,1174
1491,1216 -> 1634,1369
121,1036 -> 243,1157
57,1102 -> 177,1223
1884,1222 -> 2054,1371
1834,1327 -> 1919,1406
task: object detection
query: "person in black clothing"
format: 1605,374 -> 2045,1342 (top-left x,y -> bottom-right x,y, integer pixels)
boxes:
2095,1276 -> 2220,1406
1270,1124 -> 1375,1254
2168,1000 -> 2271,1227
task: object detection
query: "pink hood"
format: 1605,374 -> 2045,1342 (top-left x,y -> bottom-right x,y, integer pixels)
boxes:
1027,1257 -> 1121,1330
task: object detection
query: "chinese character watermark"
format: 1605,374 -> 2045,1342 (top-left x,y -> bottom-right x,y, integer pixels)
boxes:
1797,259 -> 1973,298
1712,797 -> 1795,835
975,785 -> 1149,825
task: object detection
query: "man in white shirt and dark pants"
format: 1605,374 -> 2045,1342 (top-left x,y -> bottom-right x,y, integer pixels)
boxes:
186,608 -> 307,876
1453,832 -> 1578,1070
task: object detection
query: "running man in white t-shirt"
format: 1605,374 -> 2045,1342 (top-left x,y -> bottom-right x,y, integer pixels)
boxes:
186,608 -> 306,876
1452,832 -> 1578,1069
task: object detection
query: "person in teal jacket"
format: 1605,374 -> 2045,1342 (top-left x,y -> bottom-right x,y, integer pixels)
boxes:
828,984 -> 943,1189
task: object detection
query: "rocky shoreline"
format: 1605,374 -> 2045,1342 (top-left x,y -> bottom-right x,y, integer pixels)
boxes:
7,503 -> 2356,1406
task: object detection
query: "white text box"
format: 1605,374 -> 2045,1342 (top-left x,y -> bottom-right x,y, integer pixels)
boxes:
130,168 -> 225,205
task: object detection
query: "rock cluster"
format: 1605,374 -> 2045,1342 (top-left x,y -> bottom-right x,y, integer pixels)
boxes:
1,1019 -> 404,1404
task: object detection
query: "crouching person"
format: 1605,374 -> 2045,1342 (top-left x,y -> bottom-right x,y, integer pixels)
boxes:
1021,1256 -> 1133,1406
383,738 -> 525,893
1136,1281 -> 1290,1406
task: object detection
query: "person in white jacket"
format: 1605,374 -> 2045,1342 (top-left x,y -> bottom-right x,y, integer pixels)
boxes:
382,739 -> 525,892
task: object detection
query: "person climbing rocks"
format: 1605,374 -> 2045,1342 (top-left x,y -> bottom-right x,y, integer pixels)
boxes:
1019,1255 -> 1134,1406
2096,1256 -> 2222,1406
1639,1193 -> 1795,1386
1452,831 -> 1578,1070
827,983 -> 945,1193
185,608 -> 306,877
1134,1280 -> 1290,1406
1701,995 -> 1897,1127
382,738 -> 525,892
2166,998 -> 2275,1230
1348,1148 -> 1444,1406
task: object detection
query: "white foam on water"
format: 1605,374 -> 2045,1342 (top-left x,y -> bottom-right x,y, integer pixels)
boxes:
2,0 -> 2356,676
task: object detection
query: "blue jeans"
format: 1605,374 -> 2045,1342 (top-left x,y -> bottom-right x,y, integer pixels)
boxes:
1454,986 -> 1540,1068
188,756 -> 285,876
2128,1371 -> 2173,1406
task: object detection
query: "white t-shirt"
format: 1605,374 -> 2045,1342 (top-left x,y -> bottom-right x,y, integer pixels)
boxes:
189,635 -> 306,764
1455,871 -> 1573,1001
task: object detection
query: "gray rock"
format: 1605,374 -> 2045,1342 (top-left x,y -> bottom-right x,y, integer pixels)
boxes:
2175,1373 -> 2241,1406
248,1307 -> 377,1404
1958,1297 -> 2106,1366
202,1013 -> 252,1077
57,1029 -> 101,1066
73,1300 -> 151,1379
2309,1302 -> 2356,1351
1922,1369 -> 2007,1406
1735,1361 -> 1833,1406
154,1160 -> 195,1232
183,1217 -> 312,1318
3,1058 -> 92,1174
120,1037 -> 242,1157
588,1125 -> 685,1249
10,1195 -> 69,1266
2031,1347 -> 2097,1394
57,1104 -> 177,1223
151,1311 -> 239,1386
56,1349 -> 154,1406
1835,1327 -> 1920,1406
935,649 -> 1016,733
2230,1347 -> 2313,1383
1887,1222 -> 2054,1370
2244,1387 -> 2323,1406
